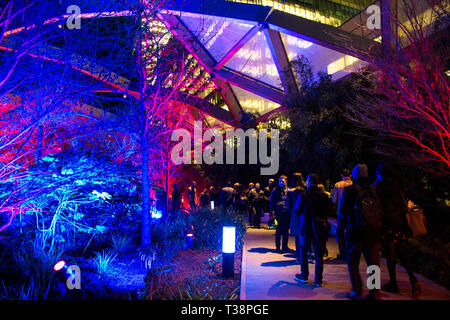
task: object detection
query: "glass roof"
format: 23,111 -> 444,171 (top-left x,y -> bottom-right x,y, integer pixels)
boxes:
232,85 -> 280,116
178,12 -> 256,62
225,30 -> 283,89
168,2 -> 372,121
281,33 -> 367,81
227,0 -> 375,27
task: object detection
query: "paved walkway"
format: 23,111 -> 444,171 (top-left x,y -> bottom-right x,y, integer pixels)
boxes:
240,217 -> 450,300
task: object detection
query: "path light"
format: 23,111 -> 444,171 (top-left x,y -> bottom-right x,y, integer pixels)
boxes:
54,260 -> 76,278
54,260 -> 66,272
222,226 -> 235,278
53,260 -> 74,281
211,200 -> 214,210
186,233 -> 194,249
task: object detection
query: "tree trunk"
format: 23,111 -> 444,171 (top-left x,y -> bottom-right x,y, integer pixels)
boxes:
141,131 -> 151,246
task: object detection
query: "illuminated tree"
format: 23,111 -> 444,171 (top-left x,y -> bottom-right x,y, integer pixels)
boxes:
345,0 -> 449,176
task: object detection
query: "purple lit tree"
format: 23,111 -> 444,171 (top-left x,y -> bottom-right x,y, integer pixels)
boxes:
345,0 -> 449,176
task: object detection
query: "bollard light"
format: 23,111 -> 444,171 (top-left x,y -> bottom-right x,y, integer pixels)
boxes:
186,233 -> 194,249
222,226 -> 235,253
211,200 -> 214,210
222,226 -> 235,278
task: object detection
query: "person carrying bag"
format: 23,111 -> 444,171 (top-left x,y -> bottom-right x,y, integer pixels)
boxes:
401,192 -> 427,238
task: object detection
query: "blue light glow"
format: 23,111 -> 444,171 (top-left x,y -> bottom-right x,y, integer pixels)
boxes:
151,207 -> 163,219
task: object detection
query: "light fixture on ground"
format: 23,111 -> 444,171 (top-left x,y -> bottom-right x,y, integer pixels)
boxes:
53,260 -> 81,290
186,233 -> 194,249
222,226 -> 235,278
211,200 -> 214,210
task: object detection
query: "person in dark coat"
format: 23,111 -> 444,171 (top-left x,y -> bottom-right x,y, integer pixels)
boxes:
248,183 -> 264,228
332,169 -> 353,261
263,178 -> 275,214
199,188 -> 210,208
374,162 -> 420,297
170,184 -> 182,213
341,164 -> 382,300
247,183 -> 255,225
293,173 -> 330,287
270,175 -> 291,253
187,181 -> 197,212
286,173 -> 306,261
209,186 -> 219,208
219,181 -> 234,210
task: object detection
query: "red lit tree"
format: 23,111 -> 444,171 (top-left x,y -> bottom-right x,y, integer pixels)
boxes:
345,0 -> 449,176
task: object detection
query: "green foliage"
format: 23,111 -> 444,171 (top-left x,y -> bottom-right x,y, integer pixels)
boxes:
170,276 -> 240,300
279,55 -> 378,185
90,250 -> 118,278
0,278 -> 49,300
157,207 -> 246,251
138,244 -> 178,270
110,233 -> 133,253
190,208 -> 246,251
1,150 -> 141,254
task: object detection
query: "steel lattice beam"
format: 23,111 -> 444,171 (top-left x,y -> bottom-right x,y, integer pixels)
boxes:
263,27 -> 299,96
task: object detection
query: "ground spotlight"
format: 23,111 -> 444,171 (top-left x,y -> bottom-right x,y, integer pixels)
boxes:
54,260 -> 67,272
53,260 -> 81,290
222,226 -> 235,278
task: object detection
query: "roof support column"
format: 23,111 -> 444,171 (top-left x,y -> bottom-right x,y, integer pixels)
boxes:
263,27 -> 299,96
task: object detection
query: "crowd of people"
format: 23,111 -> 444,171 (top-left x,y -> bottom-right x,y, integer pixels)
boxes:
168,162 -> 421,300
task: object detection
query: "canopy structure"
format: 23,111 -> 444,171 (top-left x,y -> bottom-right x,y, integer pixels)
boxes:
158,0 -> 381,125
2,0 -> 385,127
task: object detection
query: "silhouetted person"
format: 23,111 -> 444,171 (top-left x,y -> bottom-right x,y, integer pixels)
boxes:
286,173 -> 306,261
264,178 -> 275,215
294,173 -> 330,287
170,184 -> 182,213
247,183 -> 255,225
231,182 -> 242,213
375,162 -> 420,297
187,182 -> 197,212
270,175 -> 290,253
199,188 -> 210,208
209,186 -> 219,208
220,181 -> 234,210
332,168 -> 353,260
341,164 -> 383,300
248,183 -> 263,228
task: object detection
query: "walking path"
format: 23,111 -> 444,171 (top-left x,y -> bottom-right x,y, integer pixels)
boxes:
240,217 -> 450,300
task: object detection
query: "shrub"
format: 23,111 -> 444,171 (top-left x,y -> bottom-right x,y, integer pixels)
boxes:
159,207 -> 246,251
190,207 -> 246,251
110,233 -> 133,253
90,250 -> 117,278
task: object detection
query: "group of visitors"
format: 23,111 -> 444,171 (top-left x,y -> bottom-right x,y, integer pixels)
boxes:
169,182 -> 220,213
217,180 -> 277,229
169,162 -> 420,299
169,179 -> 276,229
268,163 -> 421,299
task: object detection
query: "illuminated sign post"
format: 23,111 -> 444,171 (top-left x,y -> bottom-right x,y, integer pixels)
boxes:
222,226 -> 236,278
